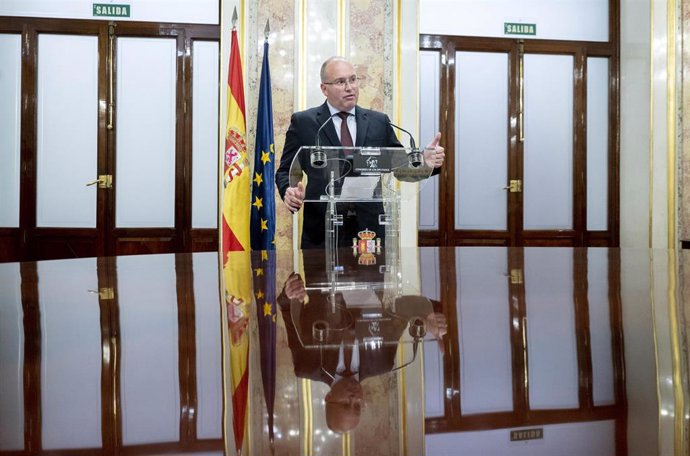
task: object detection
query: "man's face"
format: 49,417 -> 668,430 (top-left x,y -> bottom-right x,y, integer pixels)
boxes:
320,60 -> 359,112
325,377 -> 364,432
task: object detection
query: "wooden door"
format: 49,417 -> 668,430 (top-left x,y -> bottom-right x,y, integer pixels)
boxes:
418,36 -> 618,247
0,17 -> 219,262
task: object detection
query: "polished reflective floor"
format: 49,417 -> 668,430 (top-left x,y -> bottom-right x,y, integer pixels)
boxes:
0,247 -> 688,455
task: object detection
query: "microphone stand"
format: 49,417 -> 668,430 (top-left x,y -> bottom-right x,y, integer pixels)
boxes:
390,317 -> 427,373
389,121 -> 423,168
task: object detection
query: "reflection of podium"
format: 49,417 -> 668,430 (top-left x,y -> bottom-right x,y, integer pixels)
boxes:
288,145 -> 437,259
285,248 -> 432,350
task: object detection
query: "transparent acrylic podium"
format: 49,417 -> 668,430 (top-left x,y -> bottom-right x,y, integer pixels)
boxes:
288,145 -> 436,256
287,146 -> 438,355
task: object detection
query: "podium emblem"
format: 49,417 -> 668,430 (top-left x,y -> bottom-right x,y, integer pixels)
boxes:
353,228 -> 381,265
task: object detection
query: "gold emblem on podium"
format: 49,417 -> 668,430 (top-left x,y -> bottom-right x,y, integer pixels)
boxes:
352,228 -> 381,265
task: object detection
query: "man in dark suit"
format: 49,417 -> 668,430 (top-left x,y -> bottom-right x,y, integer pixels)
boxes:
277,250 -> 447,432
275,56 -> 445,248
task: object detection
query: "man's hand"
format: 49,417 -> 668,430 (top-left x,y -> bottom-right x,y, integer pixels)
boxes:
425,132 -> 445,168
284,181 -> 305,213
284,273 -> 306,301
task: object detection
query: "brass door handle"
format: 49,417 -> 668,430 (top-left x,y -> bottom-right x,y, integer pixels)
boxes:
86,175 -> 112,189
503,180 -> 522,193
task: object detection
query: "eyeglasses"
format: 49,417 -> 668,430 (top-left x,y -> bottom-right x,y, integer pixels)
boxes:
322,75 -> 363,88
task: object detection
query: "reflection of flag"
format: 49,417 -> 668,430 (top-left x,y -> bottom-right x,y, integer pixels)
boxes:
253,250 -> 277,442
226,251 -> 252,455
222,26 -> 250,258
250,39 -> 276,250
223,24 -> 251,456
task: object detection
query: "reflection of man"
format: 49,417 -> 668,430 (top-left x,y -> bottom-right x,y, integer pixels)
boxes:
275,56 -> 445,248
278,259 -> 447,433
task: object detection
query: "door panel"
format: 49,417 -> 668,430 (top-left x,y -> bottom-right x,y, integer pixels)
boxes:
587,57 -> 610,231
0,33 -> 21,229
421,247 -> 445,418
193,253 -> 223,439
115,37 -> 177,229
587,248 -> 615,405
119,254 -> 180,444
420,34 -> 618,247
36,34 -> 99,228
192,41 -> 220,230
523,54 -> 574,231
525,248 -> 579,409
455,51 -> 509,231
419,50 -> 441,232
457,247 -> 513,414
0,263 -> 23,451
39,259 -> 102,449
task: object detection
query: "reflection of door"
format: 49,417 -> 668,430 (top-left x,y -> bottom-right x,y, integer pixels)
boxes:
419,36 -> 618,247
422,247 -> 625,450
0,18 -> 219,262
6,253 -> 223,452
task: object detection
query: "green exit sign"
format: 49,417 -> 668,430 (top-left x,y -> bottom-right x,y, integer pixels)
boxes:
93,4 -> 131,18
504,22 -> 537,36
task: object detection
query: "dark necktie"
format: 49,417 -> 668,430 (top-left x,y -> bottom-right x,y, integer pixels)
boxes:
338,111 -> 353,147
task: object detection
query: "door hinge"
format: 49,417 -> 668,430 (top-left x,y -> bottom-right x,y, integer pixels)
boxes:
99,288 -> 115,300
510,269 -> 523,284
505,179 -> 522,193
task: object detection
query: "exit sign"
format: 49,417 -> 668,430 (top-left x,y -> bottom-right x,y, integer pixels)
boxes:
93,3 -> 131,18
504,22 -> 537,36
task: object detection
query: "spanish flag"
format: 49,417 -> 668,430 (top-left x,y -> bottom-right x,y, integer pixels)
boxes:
223,23 -> 251,456
226,250 -> 251,455
222,26 -> 250,257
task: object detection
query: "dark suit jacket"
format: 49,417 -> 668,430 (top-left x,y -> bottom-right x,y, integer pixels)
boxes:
277,250 -> 438,385
278,289 -> 407,385
276,102 -> 403,248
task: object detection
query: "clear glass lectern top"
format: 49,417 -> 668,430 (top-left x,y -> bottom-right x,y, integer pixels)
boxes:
288,146 -> 437,202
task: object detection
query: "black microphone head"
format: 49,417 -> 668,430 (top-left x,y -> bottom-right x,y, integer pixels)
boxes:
409,317 -> 426,339
310,150 -> 327,168
408,151 -> 423,168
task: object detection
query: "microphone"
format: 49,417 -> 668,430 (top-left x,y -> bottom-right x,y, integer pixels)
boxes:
388,121 -> 416,149
390,317 -> 427,373
312,112 -> 339,168
388,121 -> 422,168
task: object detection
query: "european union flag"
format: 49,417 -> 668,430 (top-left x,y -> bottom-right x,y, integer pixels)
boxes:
253,249 -> 276,443
250,39 -> 275,250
